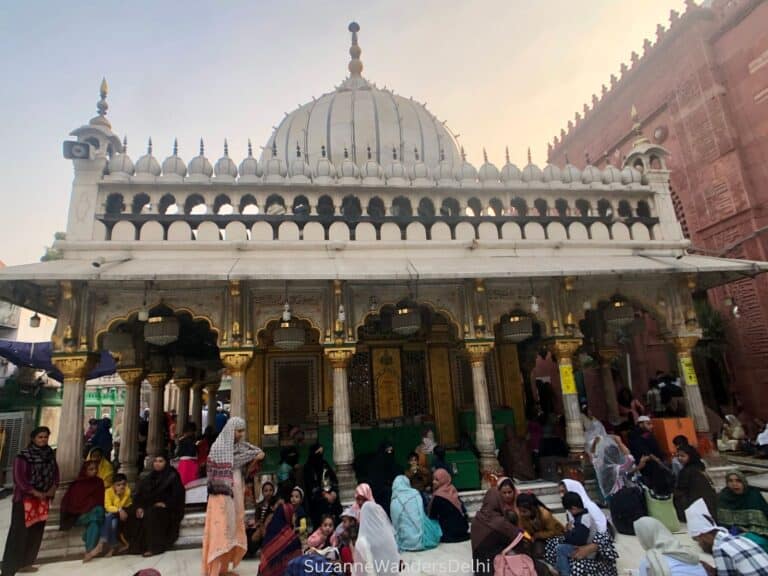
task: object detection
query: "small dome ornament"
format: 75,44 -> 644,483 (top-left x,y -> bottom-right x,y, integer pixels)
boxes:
264,138 -> 287,183
581,152 -> 602,186
361,145 -> 384,186
338,146 -> 360,185
454,146 -> 478,187
602,152 -> 623,188
134,138 -> 161,179
239,140 -> 262,182
107,135 -> 134,179
500,146 -> 523,188
313,144 -> 337,184
561,152 -> 582,185
161,138 -> 187,180
542,159 -> 562,187
478,148 -> 501,188
187,138 -> 213,181
435,148 -> 456,187
214,139 -> 238,181
521,148 -> 543,185
384,146 -> 408,186
289,143 -> 312,183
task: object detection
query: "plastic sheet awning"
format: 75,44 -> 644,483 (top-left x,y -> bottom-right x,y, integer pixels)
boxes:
0,340 -> 116,382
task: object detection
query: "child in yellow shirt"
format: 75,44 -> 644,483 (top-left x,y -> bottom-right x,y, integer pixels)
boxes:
101,473 -> 132,555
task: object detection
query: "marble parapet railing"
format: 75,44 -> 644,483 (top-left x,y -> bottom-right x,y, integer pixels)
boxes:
94,182 -> 663,243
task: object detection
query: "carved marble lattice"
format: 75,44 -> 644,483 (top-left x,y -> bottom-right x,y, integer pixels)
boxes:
348,352 -> 374,425
268,357 -> 319,430
401,349 -> 428,417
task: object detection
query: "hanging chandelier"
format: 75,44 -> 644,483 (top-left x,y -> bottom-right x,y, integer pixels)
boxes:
144,314 -> 179,346
273,302 -> 306,350
391,301 -> 421,336
604,298 -> 634,331
501,313 -> 533,343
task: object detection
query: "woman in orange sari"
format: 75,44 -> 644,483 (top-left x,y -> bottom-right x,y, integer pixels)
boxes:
201,416 -> 264,576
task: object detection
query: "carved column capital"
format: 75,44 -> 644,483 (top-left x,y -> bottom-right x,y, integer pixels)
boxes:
599,346 -> 621,364
548,338 -> 581,363
174,377 -> 193,390
324,346 -> 356,369
220,349 -> 254,375
146,372 -> 169,389
671,335 -> 699,355
52,353 -> 97,384
465,340 -> 495,366
117,368 -> 145,387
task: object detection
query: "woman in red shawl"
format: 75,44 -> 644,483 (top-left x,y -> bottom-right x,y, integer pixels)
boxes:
60,459 -> 106,561
428,469 -> 469,542
258,501 -> 302,576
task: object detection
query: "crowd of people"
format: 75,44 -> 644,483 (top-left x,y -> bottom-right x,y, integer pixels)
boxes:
6,412 -> 768,576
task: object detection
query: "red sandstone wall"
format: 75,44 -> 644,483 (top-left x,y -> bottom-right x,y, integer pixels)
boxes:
549,1 -> 768,417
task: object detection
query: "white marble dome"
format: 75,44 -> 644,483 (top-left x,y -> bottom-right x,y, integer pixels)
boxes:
477,150 -> 500,184
188,139 -> 213,178
500,149 -> 522,184
239,141 -> 262,180
214,140 -> 238,179
260,23 -> 461,181
135,139 -> 161,176
108,137 -> 134,176
161,139 -> 187,179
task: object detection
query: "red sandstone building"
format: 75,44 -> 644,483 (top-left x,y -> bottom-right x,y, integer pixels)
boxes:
548,0 -> 768,418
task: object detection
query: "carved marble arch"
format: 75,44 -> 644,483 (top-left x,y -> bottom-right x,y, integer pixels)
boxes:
617,200 -> 633,218
95,304 -> 222,368
239,194 -> 259,215
132,193 -> 151,214
255,316 -> 322,349
391,196 -> 413,219
466,197 -> 482,217
575,199 -> 591,217
184,193 -> 207,215
265,194 -> 286,215
105,193 -> 125,215
597,199 -> 613,218
214,194 -> 234,215
636,201 -> 651,218
440,197 -> 460,217
488,198 -> 504,217
534,198 -> 548,217
355,300 -> 461,342
367,196 -> 385,218
510,197 -> 528,217
555,198 -> 569,217
292,195 -> 310,217
158,193 -> 178,215
417,197 -> 435,218
317,195 -> 335,218
341,195 -> 362,220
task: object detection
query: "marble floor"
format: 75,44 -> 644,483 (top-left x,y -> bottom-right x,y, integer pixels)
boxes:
0,497 -> 712,575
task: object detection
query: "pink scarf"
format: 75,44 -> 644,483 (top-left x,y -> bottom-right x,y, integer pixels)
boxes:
432,469 -> 462,513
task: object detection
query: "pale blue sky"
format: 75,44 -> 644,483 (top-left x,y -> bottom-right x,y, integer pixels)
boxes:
0,0 -> 686,266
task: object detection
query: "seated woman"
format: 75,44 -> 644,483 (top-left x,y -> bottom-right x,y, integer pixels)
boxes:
719,471 -> 768,546
428,469 -> 469,543
470,487 -> 529,576
634,516 -> 706,576
405,451 -> 432,493
497,477 -> 519,518
247,480 -> 276,558
87,447 -> 114,489
126,452 -> 185,557
673,445 -> 717,523
390,475 -> 441,551
544,479 -> 619,576
175,422 -> 198,486
259,501 -> 302,576
61,459 -> 106,562
516,492 -> 565,559
354,501 -> 400,576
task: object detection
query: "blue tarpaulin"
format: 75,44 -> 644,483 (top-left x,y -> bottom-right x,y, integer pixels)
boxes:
0,339 -> 116,382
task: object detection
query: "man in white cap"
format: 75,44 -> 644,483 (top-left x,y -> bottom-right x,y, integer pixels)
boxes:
629,415 -> 671,495
686,497 -> 768,575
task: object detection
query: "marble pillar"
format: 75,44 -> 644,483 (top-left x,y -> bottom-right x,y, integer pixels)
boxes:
220,349 -> 253,420
465,341 -> 501,481
207,383 -> 220,429
551,339 -> 584,453
324,346 -> 356,502
145,372 -> 168,464
52,354 -> 96,484
175,378 -> 192,433
673,336 -> 710,434
117,368 -> 144,483
191,383 -> 203,431
599,347 -> 621,425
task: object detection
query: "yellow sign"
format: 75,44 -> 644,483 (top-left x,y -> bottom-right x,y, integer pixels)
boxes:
559,364 -> 577,395
680,356 -> 698,386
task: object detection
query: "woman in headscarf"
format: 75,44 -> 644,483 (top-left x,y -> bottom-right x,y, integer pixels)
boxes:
91,416 -> 113,459
718,471 -> 768,539
428,469 -> 469,542
60,459 -> 106,561
2,427 -> 59,576
389,475 -> 441,551
258,500 -> 302,576
353,500 -> 400,575
516,492 -> 564,558
633,516 -> 705,576
353,483 -> 375,511
87,447 -> 114,489
498,424 -> 536,481
544,479 -> 619,576
497,477 -> 519,517
673,444 -> 717,523
202,416 -> 264,576
368,441 -> 401,517
277,446 -> 299,501
126,451 -> 185,556
470,487 -> 525,576
303,443 -> 337,523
